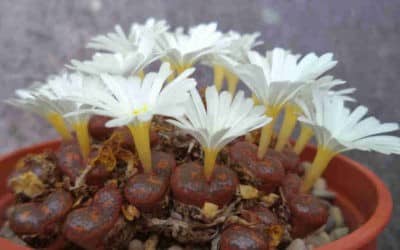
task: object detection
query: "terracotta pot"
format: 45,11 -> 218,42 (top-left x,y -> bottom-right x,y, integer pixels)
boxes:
0,140 -> 393,250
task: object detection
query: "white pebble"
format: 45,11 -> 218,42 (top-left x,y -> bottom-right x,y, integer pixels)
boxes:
313,178 -> 327,190
305,232 -> 331,247
312,189 -> 336,199
330,206 -> 344,227
168,246 -> 183,250
129,239 -> 144,250
329,227 -> 349,241
286,239 -> 308,250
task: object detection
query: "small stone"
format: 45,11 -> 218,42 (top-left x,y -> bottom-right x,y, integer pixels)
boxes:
301,162 -> 312,171
122,205 -> 140,221
330,206 -> 344,227
144,234 -> 159,250
324,214 -> 336,232
239,184 -> 259,199
312,189 -> 336,200
313,178 -> 327,190
9,171 -> 45,198
168,246 -> 184,250
329,227 -> 349,241
286,239 -> 308,250
129,239 -> 144,250
261,193 -> 279,207
305,232 -> 331,247
201,202 -> 219,220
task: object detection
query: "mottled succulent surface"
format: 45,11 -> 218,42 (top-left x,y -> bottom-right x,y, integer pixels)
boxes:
0,0 -> 399,249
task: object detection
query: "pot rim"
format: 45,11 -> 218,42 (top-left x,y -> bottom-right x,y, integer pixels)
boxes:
316,152 -> 393,250
0,140 -> 393,250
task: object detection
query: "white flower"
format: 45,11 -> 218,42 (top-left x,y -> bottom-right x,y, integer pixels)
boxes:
235,48 -> 338,109
80,19 -> 167,76
69,62 -> 197,127
87,18 -> 168,54
298,92 -> 400,154
39,73 -> 106,122
167,86 -> 271,150
202,31 -> 262,68
298,75 -> 356,104
156,23 -> 230,69
67,51 -> 158,76
6,84 -> 62,117
5,73 -> 100,123
6,73 -> 104,149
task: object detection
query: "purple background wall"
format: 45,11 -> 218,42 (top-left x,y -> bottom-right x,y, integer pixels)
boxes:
0,0 -> 399,248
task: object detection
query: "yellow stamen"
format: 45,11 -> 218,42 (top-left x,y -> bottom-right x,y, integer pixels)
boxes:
137,69 -> 145,79
203,148 -> 219,181
225,69 -> 239,95
252,94 -> 260,105
213,65 -> 225,91
294,124 -> 314,155
72,120 -> 91,160
301,147 -> 336,192
45,113 -> 72,141
132,104 -> 149,116
128,122 -> 152,174
175,63 -> 191,75
257,106 -> 281,159
275,104 -> 300,151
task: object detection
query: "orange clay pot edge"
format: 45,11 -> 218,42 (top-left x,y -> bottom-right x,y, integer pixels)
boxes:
0,140 -> 393,250
316,153 -> 393,250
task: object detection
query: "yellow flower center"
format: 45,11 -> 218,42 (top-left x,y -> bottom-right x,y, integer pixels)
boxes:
132,104 -> 149,115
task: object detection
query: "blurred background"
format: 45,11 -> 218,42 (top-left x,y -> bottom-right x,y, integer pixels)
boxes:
0,0 -> 399,248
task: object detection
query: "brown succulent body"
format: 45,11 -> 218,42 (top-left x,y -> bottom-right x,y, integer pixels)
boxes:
229,141 -> 258,167
281,173 -> 302,201
242,205 -> 279,227
229,141 -> 285,193
220,224 -> 269,250
57,142 -> 85,183
170,162 -> 238,207
288,193 -> 329,238
88,115 -> 115,141
63,186 -> 122,250
151,150 -> 176,180
124,151 -> 175,213
265,148 -> 302,175
124,173 -> 169,213
9,190 -> 73,235
248,160 -> 285,193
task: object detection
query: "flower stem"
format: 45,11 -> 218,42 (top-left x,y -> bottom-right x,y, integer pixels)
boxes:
72,120 -> 91,160
275,104 -> 299,151
45,113 -> 72,141
252,94 -> 260,105
138,69 -> 145,79
203,148 -> 218,181
257,120 -> 275,159
175,64 -> 191,75
257,107 -> 280,159
301,147 -> 336,192
213,65 -> 225,91
294,124 -> 314,155
225,69 -> 239,95
128,122 -> 152,174
167,65 -> 176,83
